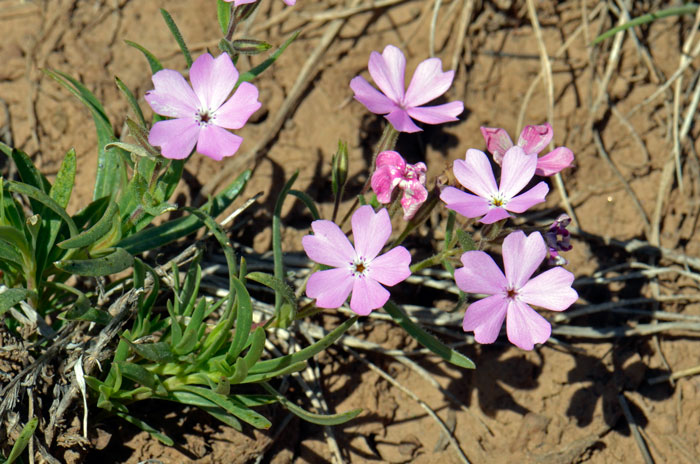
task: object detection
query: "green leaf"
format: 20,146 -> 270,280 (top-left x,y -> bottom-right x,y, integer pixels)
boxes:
4,417 -> 38,464
123,340 -> 176,363
226,277 -> 252,362
243,327 -> 266,370
114,411 -> 174,446
593,4 -> 699,44
0,289 -> 33,316
125,40 -> 164,74
173,298 -> 206,355
384,301 -> 475,369
55,247 -> 133,277
115,76 -> 147,128
456,229 -> 476,252
0,239 -> 24,269
9,148 -> 50,194
237,30 -> 300,84
61,297 -> 111,325
242,361 -> 306,383
272,172 -> 298,327
231,38 -> 272,55
165,391 -> 243,431
160,9 -> 192,67
49,148 -> 76,209
262,382 -> 362,426
166,300 -> 183,348
58,200 -> 119,249
0,226 -> 31,261
227,357 -> 249,385
176,385 -> 271,429
288,189 -> 320,220
6,180 -> 78,237
217,0 -> 232,35
246,272 -> 296,308
117,361 -> 165,395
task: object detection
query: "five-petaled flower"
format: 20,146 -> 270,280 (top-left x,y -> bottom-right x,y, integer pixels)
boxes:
455,230 -> 578,350
145,52 -> 261,160
302,205 -> 411,316
480,123 -> 574,176
371,151 -> 428,220
350,45 -> 464,133
440,146 -> 549,224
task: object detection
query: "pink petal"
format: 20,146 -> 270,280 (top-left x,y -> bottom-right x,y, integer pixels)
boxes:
502,231 -> 546,289
404,58 -> 454,107
367,246 -> 411,286
453,150 -> 498,198
349,76 -> 398,115
145,70 -> 199,119
455,250 -> 507,294
283,0 -> 296,5
499,146 -> 537,199
385,108 -> 421,133
215,82 -> 261,129
479,207 -> 511,224
371,166 -> 400,203
375,150 -> 406,170
506,300 -> 551,350
517,123 -> 552,155
480,127 -> 513,164
196,125 -> 243,160
399,180 -> 428,220
307,268 -> 354,309
148,118 -> 199,160
535,147 -> 574,176
519,267 -> 578,311
232,0 -> 255,5
462,295 -> 508,344
367,45 -> 406,104
350,277 -> 390,316
406,101 -> 463,125
190,53 -> 238,112
352,206 -> 391,260
506,182 -> 549,213
440,186 -> 490,219
302,220 -> 355,268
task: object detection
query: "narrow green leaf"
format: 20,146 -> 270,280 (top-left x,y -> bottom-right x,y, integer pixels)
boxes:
173,298 -> 206,355
55,247 -> 133,277
237,30 -> 300,84
177,385 -> 271,429
217,0 -> 232,35
243,327 -> 266,370
243,361 -> 306,383
166,300 -> 183,348
384,301 -> 475,369
5,417 -> 38,464
232,394 -> 276,407
49,148 -> 76,209
262,382 -> 362,426
116,361 -> 162,393
0,226 -> 31,260
227,357 -> 249,384
246,272 -> 296,308
456,229 -> 476,252
124,40 -> 164,73
61,297 -> 111,325
123,340 -> 176,363
58,200 -> 119,249
115,76 -> 147,128
272,172 -> 298,327
288,189 -> 320,220
593,4 -> 699,44
0,240 -> 24,269
226,277 -> 251,362
9,148 -> 50,193
115,411 -> 174,445
165,391 -> 243,431
6,180 -> 78,236
0,289 -> 33,316
160,9 -> 192,67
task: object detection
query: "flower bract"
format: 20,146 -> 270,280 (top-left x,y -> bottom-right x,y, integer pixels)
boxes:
440,146 -> 549,224
371,151 -> 428,220
455,230 -> 578,350
302,205 -> 411,315
349,45 -> 464,133
145,52 -> 261,160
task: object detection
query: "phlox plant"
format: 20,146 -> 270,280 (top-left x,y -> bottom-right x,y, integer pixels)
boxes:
0,0 -> 579,456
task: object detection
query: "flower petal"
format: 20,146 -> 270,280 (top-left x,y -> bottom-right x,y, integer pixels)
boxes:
349,76 -> 398,115
506,182 -> 549,213
453,150 -> 499,198
214,82 -> 261,129
367,246 -> 411,286
371,166 -> 399,203
306,268 -> 354,309
462,294 -> 508,344
302,219 -> 355,268
404,58 -> 454,107
440,186 -> 490,219
519,267 -> 578,311
535,147 -> 574,176
502,231 -> 546,288
350,277 -> 389,316
352,206 -> 391,260
385,108 -> 422,133
480,127 -> 513,164
376,150 -> 406,170
145,70 -> 199,119
148,118 -> 199,159
406,101 -> 463,125
399,180 -> 428,220
455,250 -> 507,294
506,300 -> 551,350
367,45 -> 406,104
479,207 -> 511,224
190,53 -> 238,112
499,146 -> 537,199
196,125 -> 243,160
517,123 -> 552,155
283,0 -> 296,5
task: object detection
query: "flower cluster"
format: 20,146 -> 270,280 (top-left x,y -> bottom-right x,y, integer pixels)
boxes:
371,151 -> 428,220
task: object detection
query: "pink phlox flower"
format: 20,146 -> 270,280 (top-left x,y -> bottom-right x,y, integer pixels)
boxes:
544,214 -> 573,265
480,123 -> 574,176
371,151 -> 428,220
228,0 -> 295,6
455,230 -> 578,350
439,146 -> 549,224
349,45 -> 464,133
145,52 -> 261,160
302,205 -> 411,316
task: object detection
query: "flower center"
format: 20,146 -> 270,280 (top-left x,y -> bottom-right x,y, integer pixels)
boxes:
505,287 -> 519,300
489,193 -> 507,208
351,257 -> 369,277
196,109 -> 215,126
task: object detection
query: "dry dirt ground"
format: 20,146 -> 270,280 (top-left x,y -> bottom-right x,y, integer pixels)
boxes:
2,0 -> 700,462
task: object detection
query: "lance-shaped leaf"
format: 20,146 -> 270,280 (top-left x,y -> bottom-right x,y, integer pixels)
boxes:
262,382 -> 362,426
58,200 -> 119,249
4,417 -> 38,464
160,9 -> 192,67
6,180 -> 78,237
166,390 -> 243,431
237,31 -> 300,84
0,289 -> 34,317
114,411 -> 173,446
123,340 -> 176,363
176,385 -> 271,429
55,247 -> 133,277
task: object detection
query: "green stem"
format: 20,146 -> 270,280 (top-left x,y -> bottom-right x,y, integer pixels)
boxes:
410,247 -> 462,274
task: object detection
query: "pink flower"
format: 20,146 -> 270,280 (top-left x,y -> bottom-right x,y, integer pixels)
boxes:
371,151 -> 428,220
544,214 -> 573,265
439,146 -> 549,224
145,53 -> 261,160
480,123 -> 574,176
456,230 -> 578,350
228,0 -> 295,5
349,45 -> 464,133
302,205 -> 411,316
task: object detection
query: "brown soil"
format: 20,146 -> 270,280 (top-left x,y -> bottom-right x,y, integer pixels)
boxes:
2,0 -> 700,463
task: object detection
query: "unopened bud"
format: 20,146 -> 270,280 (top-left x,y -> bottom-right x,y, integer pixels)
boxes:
332,140 -> 349,196
231,38 -> 273,55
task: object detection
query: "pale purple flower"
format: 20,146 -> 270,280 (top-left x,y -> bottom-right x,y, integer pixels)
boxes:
456,230 -> 578,350
480,123 -> 574,176
349,45 -> 464,133
145,53 -> 261,160
544,214 -> 573,265
371,151 -> 428,220
302,205 -> 411,316
439,146 -> 549,224
228,0 -> 295,6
